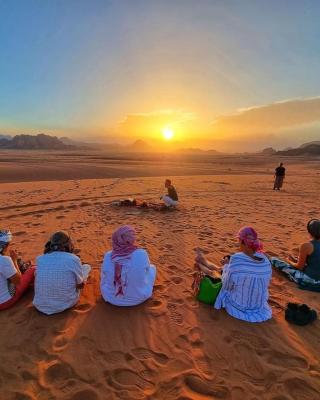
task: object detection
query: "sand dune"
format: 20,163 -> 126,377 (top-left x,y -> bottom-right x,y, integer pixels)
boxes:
0,159 -> 319,399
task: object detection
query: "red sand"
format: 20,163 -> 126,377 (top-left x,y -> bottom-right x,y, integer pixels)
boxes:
0,155 -> 319,400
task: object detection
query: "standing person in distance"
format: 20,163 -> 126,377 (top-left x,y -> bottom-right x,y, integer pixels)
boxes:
273,162 -> 286,190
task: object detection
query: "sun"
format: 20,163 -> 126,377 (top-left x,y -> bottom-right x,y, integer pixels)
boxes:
162,127 -> 174,141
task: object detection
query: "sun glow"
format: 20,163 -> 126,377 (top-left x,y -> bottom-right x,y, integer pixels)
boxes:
162,127 -> 174,140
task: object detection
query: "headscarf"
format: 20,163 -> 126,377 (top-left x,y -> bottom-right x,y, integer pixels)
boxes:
111,226 -> 137,296
238,226 -> 263,252
0,229 -> 12,252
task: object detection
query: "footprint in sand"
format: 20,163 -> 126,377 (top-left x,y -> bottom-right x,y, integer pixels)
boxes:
65,389 -> 99,400
53,335 -> 69,352
131,347 -> 169,365
148,299 -> 163,309
14,231 -> 26,236
184,374 -> 230,398
41,360 -> 76,387
73,303 -> 92,313
283,377 -> 319,399
167,302 -> 184,325
171,276 -> 184,284
21,370 -> 36,381
108,368 -> 155,391
12,393 -> 34,400
153,284 -> 166,293
103,350 -> 126,364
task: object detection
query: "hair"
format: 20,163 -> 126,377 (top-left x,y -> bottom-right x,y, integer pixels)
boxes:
44,231 -> 74,254
279,162 -> 283,166
165,178 -> 171,185
307,219 -> 320,240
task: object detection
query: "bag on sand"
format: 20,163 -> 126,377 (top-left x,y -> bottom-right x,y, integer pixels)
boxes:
285,303 -> 317,326
193,273 -> 222,305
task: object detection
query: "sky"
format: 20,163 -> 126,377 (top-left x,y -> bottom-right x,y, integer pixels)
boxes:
1,0 -> 320,151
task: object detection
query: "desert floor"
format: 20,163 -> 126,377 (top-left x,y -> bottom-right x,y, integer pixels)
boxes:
0,153 -> 319,400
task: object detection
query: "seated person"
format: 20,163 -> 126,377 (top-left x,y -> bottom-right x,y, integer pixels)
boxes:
33,231 -> 91,315
160,179 -> 178,207
271,219 -> 320,285
0,230 -> 35,311
100,225 -> 156,306
195,226 -> 272,323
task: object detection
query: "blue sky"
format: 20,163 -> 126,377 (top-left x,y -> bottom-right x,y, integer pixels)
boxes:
1,0 -> 320,149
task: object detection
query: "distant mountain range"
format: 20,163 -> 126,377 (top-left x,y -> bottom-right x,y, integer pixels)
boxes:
260,141 -> 320,156
1,133 -> 320,155
0,134 -> 76,150
277,143 -> 320,156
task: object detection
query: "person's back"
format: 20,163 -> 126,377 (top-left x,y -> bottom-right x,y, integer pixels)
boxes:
168,185 -> 178,201
33,251 -> 83,315
215,252 -> 272,322
305,240 -> 320,281
101,249 -> 156,306
275,166 -> 285,176
0,254 -> 17,304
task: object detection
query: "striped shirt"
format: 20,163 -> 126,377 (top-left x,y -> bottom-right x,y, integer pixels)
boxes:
215,252 -> 272,322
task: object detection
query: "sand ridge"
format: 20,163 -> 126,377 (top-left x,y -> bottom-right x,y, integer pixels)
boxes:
0,166 -> 320,399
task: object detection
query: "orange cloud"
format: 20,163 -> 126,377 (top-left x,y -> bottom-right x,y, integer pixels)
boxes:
211,97 -> 320,136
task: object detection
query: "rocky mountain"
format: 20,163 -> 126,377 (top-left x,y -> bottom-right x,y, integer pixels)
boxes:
277,143 -> 320,156
261,147 -> 276,155
299,141 -> 320,148
0,134 -> 75,150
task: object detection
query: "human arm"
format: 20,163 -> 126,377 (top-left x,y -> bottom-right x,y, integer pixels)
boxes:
286,242 -> 313,270
134,250 -> 151,273
2,254 -> 21,285
71,256 -> 85,289
8,250 -> 21,284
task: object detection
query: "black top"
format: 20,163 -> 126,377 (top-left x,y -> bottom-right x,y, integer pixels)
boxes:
275,166 -> 285,176
168,185 -> 178,201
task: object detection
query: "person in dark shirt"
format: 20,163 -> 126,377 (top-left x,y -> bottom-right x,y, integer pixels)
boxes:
273,162 -> 286,190
271,219 -> 320,285
161,179 -> 178,207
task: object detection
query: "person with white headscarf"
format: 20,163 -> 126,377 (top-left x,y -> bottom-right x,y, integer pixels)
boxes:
0,230 -> 35,310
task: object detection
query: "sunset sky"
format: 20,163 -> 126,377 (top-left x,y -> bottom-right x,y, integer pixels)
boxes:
1,0 -> 320,151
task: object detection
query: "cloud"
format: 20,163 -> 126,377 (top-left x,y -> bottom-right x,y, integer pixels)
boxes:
211,96 -> 320,136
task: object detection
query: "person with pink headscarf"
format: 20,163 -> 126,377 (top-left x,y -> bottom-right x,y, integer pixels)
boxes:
100,226 -> 156,306
195,226 -> 272,322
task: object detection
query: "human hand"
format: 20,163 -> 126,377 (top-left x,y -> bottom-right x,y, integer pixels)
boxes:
220,255 -> 230,266
287,254 -> 297,263
10,249 -> 18,263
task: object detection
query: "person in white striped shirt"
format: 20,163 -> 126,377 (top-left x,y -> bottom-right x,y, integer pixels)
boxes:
195,227 -> 272,323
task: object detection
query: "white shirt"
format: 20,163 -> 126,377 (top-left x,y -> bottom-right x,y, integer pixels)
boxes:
100,249 -> 156,306
0,255 -> 17,304
33,251 -> 84,315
